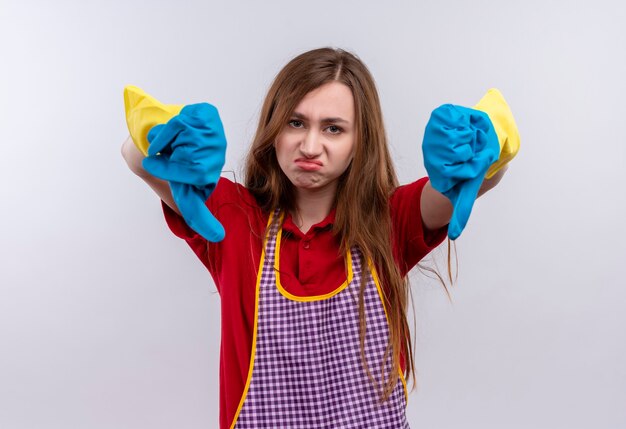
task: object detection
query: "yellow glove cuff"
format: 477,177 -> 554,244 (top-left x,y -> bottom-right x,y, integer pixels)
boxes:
123,85 -> 184,156
473,88 -> 521,179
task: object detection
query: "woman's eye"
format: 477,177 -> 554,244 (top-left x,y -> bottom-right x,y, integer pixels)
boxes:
327,125 -> 342,134
288,120 -> 341,134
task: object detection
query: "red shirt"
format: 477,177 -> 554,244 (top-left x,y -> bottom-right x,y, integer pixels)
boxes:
161,176 -> 447,429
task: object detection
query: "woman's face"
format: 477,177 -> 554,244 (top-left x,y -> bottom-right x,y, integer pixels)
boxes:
274,81 -> 356,196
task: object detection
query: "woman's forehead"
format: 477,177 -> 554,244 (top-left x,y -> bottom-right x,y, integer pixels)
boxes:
293,82 -> 354,122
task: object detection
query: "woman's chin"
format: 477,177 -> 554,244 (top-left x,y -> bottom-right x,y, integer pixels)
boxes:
291,179 -> 341,196
289,174 -> 322,189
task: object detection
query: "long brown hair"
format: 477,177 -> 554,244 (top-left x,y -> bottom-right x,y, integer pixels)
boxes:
244,47 -> 449,402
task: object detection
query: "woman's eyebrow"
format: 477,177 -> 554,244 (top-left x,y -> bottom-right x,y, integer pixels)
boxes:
291,111 -> 350,124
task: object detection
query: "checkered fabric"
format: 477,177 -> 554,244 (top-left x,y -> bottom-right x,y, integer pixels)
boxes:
233,210 -> 410,428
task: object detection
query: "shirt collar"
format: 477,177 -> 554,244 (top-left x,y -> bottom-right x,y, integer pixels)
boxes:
282,207 -> 336,236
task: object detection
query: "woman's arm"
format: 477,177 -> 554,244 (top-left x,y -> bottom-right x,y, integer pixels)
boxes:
420,165 -> 509,231
120,136 -> 182,216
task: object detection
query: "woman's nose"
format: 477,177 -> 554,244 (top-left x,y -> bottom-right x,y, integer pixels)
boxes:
300,130 -> 323,157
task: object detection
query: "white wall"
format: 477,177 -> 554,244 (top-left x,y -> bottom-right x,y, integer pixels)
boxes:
1,0 -> 624,428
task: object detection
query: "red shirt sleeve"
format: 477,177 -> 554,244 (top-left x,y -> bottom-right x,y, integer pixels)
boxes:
390,177 -> 448,276
159,177 -> 268,296
159,178 -> 244,286
161,200 -> 216,272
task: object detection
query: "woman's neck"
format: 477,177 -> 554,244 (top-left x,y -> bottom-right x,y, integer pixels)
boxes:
292,184 -> 336,234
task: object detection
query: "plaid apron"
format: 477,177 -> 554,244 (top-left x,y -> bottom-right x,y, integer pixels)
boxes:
232,210 -> 410,428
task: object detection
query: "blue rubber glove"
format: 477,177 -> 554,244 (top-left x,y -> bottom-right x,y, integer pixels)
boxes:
142,103 -> 227,242
422,104 -> 500,240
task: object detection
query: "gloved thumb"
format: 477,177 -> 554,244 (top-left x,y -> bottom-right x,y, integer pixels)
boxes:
170,182 -> 225,242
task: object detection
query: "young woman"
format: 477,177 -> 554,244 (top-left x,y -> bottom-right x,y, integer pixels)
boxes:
121,47 -> 507,429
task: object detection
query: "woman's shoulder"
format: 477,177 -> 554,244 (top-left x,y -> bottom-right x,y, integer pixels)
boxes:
389,176 -> 429,214
211,176 -> 259,208
208,176 -> 269,229
390,177 -> 429,199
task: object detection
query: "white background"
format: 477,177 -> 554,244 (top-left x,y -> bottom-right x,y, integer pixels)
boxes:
1,0 -> 625,428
